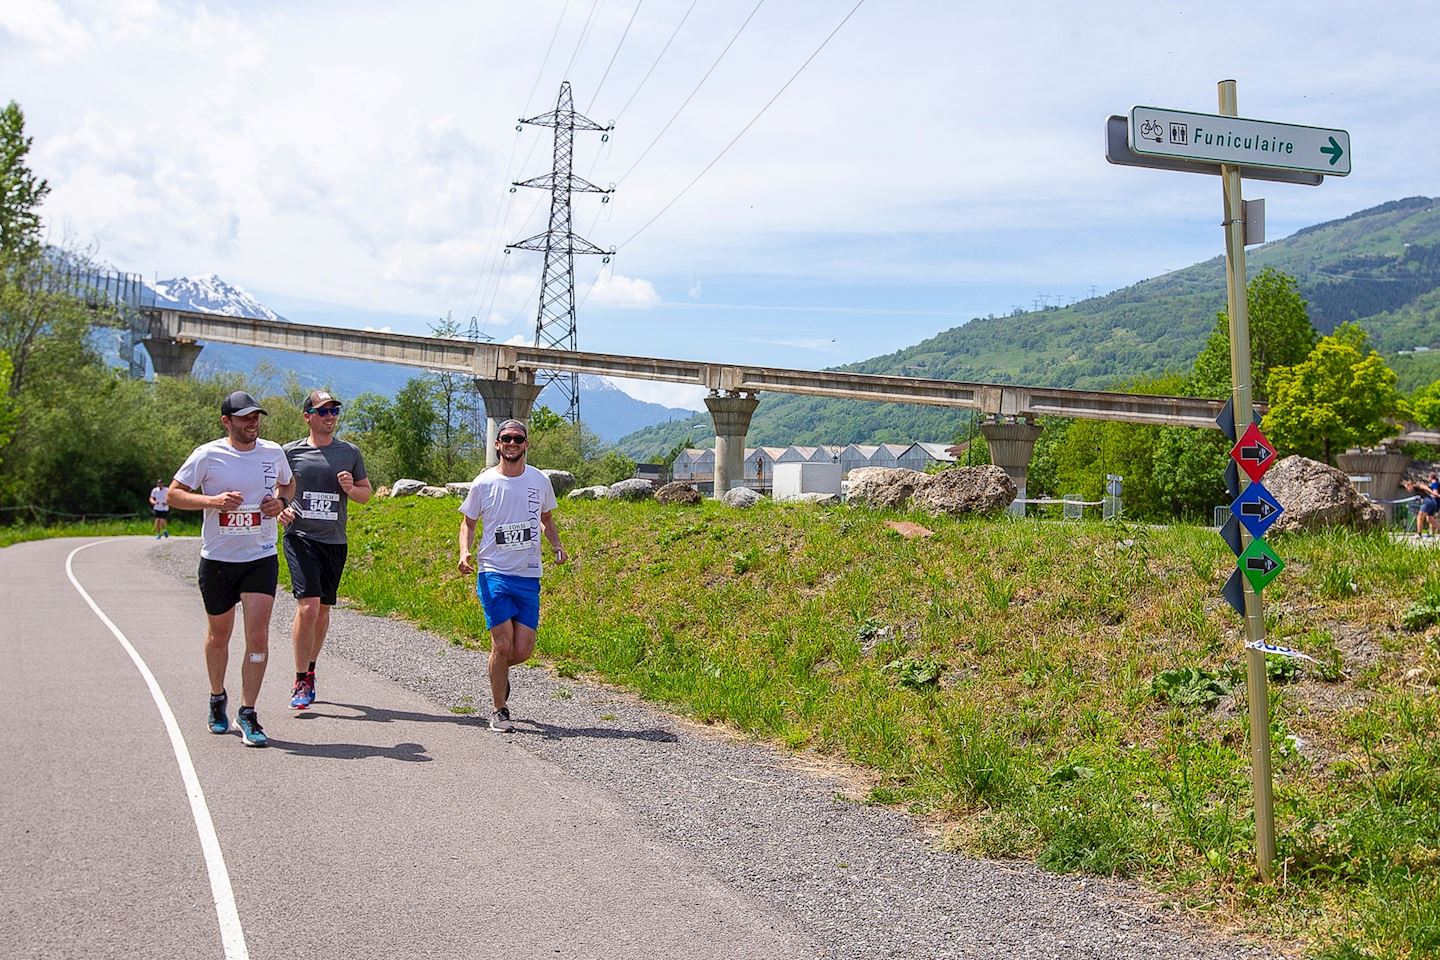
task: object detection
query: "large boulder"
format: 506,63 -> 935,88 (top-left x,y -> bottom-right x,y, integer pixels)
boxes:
655,481 -> 702,505
1266,455 -> 1387,533
606,478 -> 656,501
543,470 -> 577,499
846,467 -> 928,509
417,485 -> 449,498
390,478 -> 426,497
568,485 -> 609,500
721,486 -> 763,508
913,465 -> 1017,516
445,482 -> 472,497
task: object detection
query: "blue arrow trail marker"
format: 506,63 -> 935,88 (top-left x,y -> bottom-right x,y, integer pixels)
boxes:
1231,482 -> 1284,540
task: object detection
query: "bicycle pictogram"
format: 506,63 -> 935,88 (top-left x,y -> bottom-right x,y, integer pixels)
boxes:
1139,117 -> 1163,142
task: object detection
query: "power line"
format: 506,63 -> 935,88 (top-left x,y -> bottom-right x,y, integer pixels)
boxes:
562,0 -> 605,81
611,0 -> 700,124
618,0 -> 866,250
586,0 -> 644,113
523,0 -> 572,117
614,0 -> 766,188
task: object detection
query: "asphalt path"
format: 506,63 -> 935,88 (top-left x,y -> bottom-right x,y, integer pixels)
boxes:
1,537 -> 810,959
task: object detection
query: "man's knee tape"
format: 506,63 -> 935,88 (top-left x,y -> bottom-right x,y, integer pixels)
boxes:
248,652 -> 266,663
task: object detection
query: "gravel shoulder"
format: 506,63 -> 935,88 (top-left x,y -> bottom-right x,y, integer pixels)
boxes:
150,537 -> 1289,960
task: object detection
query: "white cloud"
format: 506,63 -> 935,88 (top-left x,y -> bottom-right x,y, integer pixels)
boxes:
586,272 -> 660,308
363,325 -> 392,333
5,0 -> 1439,370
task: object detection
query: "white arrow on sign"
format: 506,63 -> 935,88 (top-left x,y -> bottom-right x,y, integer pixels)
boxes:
1130,106 -> 1350,177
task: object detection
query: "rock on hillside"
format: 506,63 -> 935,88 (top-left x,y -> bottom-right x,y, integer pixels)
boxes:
1266,456 -> 1386,532
848,466 -> 1017,517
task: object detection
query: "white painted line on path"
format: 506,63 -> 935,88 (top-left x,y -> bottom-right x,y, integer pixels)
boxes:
65,541 -> 249,960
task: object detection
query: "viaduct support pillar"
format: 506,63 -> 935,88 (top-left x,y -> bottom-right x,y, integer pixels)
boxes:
1337,446 -> 1411,506
142,338 -> 203,378
979,416 -> 1043,517
704,392 -> 759,498
474,377 -> 543,468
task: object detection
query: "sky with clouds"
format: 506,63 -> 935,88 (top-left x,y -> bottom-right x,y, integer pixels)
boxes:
3,0 -> 1437,409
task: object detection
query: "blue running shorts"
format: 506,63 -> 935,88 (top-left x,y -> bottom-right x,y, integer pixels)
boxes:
476,572 -> 541,630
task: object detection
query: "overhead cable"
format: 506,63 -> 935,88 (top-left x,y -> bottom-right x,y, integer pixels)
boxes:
615,0 -> 766,187
586,0 -> 644,113
619,0 -> 866,249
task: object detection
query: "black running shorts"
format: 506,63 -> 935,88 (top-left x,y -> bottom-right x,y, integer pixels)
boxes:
283,535 -> 348,605
197,555 -> 279,616
153,508 -> 170,519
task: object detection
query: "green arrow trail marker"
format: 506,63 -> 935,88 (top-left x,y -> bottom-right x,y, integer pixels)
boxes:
1239,539 -> 1285,592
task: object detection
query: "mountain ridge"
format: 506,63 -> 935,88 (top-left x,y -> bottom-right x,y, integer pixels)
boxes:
616,196 -> 1440,457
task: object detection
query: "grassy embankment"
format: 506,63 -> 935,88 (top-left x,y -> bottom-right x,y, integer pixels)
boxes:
0,516 -> 200,548
341,498 -> 1439,957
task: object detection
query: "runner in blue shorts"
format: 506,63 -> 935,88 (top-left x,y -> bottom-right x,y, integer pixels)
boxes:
457,419 -> 567,732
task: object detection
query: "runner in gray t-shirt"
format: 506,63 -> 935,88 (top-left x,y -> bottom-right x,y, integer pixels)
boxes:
278,390 -> 371,711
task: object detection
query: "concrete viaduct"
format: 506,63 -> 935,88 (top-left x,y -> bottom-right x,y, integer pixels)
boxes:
139,307 -> 1413,505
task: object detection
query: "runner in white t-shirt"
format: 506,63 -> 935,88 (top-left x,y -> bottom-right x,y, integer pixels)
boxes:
148,480 -> 170,539
457,418 -> 567,732
167,390 -> 296,747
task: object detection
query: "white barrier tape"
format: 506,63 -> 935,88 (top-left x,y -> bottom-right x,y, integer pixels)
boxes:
1247,640 -> 1319,663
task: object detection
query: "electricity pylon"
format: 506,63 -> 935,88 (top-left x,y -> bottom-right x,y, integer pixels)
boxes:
506,81 -> 614,424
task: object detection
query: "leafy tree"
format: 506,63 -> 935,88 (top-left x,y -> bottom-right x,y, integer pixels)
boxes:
390,378 -> 437,480
0,101 -> 48,257
1263,323 -> 1402,463
584,449 -> 637,487
529,405 -> 565,434
1149,428 -> 1228,519
1189,268 -> 1317,401
1406,379 -> 1440,430
427,315 -> 480,477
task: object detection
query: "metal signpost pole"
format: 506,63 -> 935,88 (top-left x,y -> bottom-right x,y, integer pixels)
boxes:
1217,79 -> 1276,880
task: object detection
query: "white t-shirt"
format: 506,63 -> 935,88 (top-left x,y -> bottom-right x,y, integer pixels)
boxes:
174,438 -> 294,562
458,465 -> 557,578
150,486 -> 169,511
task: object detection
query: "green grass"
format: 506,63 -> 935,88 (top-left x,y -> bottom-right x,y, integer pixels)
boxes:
258,498 -> 1440,956
0,516 -> 201,548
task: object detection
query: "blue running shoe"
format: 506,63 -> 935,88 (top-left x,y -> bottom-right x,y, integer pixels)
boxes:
208,692 -> 229,734
289,677 -> 314,711
306,670 -> 317,706
236,708 -> 268,747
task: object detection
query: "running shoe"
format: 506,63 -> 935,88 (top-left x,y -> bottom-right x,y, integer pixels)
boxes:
236,708 -> 269,747
488,706 -> 513,733
307,670 -> 317,705
289,676 -> 315,710
208,692 -> 229,734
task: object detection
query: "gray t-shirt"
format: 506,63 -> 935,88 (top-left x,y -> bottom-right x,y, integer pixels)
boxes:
282,438 -> 367,544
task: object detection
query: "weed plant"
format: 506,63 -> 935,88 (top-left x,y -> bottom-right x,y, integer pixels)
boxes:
338,497 -> 1437,959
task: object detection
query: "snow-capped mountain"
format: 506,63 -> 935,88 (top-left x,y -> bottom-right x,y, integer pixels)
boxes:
150,274 -> 286,322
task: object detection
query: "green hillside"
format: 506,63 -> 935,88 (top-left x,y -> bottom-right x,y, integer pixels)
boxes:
620,197 -> 1440,457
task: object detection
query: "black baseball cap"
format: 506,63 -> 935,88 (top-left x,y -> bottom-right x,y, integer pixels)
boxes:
221,391 -> 268,417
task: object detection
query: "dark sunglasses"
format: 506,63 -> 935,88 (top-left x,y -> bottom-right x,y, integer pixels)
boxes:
497,434 -> 528,444
306,406 -> 341,416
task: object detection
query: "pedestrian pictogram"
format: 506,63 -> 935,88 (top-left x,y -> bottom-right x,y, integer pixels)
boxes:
1230,422 -> 1277,483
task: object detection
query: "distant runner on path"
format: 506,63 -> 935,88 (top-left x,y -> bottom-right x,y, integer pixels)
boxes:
148,479 -> 170,539
166,390 -> 295,747
278,389 -> 371,711
457,418 -> 567,733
